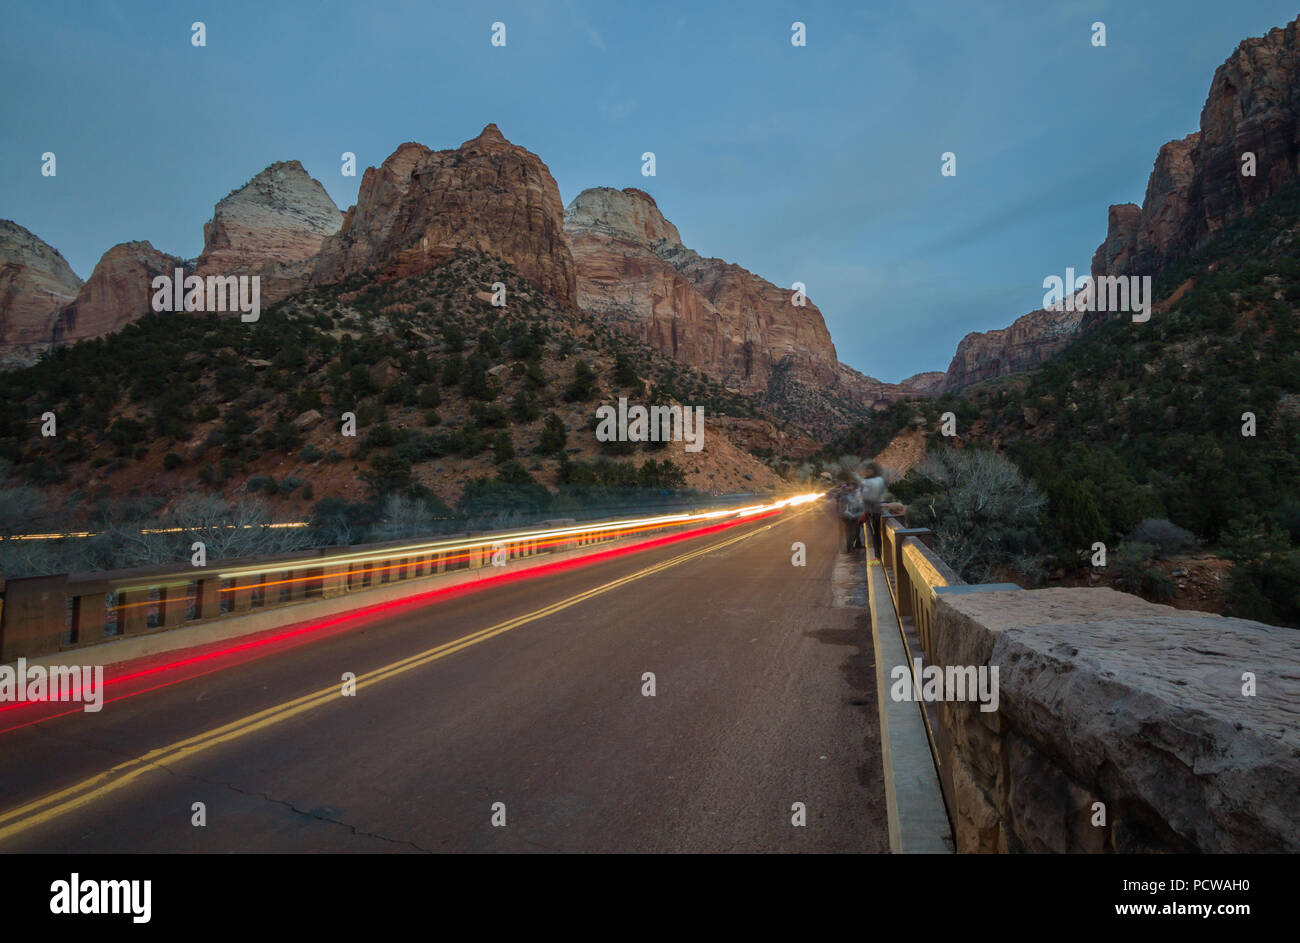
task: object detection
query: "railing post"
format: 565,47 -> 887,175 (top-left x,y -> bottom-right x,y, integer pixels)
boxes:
323,564 -> 347,598
117,588 -> 151,635
70,591 -> 106,645
878,511 -> 901,576
231,576 -> 254,612
289,569 -> 304,600
893,529 -> 931,621
1,575 -> 69,659
195,576 -> 221,619
159,583 -> 190,628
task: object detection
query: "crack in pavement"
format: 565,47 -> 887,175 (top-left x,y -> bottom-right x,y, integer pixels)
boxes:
149,762 -> 435,853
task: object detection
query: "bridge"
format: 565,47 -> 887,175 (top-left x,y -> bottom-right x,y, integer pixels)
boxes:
0,496 -> 1295,853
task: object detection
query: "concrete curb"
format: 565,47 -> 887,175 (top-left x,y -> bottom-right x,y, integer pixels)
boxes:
865,549 -> 954,854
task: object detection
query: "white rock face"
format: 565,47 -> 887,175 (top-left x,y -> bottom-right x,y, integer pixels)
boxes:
0,220 -> 83,368
196,160 -> 343,302
563,187 -> 682,245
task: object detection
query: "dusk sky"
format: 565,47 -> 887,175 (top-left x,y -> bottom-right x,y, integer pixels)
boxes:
2,0 -> 1296,381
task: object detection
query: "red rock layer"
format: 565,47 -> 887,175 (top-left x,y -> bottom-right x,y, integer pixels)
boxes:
565,186 -> 909,434
53,242 -> 183,345
312,125 -> 576,306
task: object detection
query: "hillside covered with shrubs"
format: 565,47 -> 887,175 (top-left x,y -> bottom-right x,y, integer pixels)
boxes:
0,251 -> 795,577
826,184 -> 1300,627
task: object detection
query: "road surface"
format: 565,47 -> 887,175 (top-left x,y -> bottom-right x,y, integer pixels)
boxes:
0,502 -> 888,853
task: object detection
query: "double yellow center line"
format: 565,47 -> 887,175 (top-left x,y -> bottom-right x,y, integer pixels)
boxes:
0,515 -> 788,844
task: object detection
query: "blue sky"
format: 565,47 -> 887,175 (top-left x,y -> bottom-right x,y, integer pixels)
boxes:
2,0 -> 1295,381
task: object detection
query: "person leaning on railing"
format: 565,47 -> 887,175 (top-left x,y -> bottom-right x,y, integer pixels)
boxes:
836,478 -> 866,552
859,463 -> 886,560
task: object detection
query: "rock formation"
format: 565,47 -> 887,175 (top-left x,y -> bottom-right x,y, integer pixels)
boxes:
0,220 -> 83,368
1087,17 -> 1300,319
565,186 -> 907,435
899,371 -> 947,394
53,241 -> 184,345
196,160 -> 343,305
312,125 -> 576,306
943,305 -> 1084,391
1089,203 -> 1143,278
945,14 -> 1300,386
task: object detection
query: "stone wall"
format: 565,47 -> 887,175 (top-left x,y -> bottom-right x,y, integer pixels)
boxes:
930,587 -> 1299,853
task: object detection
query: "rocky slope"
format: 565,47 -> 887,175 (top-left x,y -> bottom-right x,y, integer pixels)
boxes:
312,125 -> 576,305
946,14 -> 1300,386
52,241 -> 184,345
0,221 -> 83,368
565,186 -> 907,436
196,160 -> 343,304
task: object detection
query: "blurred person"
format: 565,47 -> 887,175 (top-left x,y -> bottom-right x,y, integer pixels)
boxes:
836,477 -> 865,552
859,462 -> 886,560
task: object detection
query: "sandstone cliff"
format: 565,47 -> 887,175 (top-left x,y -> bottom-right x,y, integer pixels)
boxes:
565,186 -> 907,436
1087,16 -> 1300,321
196,160 -> 343,305
53,241 -> 184,345
944,305 -> 1084,391
313,125 -> 576,305
898,371 -> 947,394
946,15 -> 1300,386
0,220 -> 83,368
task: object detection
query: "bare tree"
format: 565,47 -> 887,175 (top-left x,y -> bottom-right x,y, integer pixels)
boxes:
169,495 -> 313,560
910,448 -> 1046,583
372,494 -> 445,541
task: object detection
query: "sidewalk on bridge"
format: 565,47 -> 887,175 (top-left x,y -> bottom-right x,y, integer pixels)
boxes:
860,527 -> 954,854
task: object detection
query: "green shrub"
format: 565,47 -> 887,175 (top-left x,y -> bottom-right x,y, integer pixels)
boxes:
538,413 -> 566,455
563,361 -> 598,402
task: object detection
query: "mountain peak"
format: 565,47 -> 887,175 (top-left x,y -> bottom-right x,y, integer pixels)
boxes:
564,187 -> 681,245
466,123 -> 513,151
196,159 -> 343,284
311,127 -> 576,305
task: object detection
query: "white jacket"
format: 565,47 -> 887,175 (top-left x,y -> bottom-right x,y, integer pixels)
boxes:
859,476 -> 885,508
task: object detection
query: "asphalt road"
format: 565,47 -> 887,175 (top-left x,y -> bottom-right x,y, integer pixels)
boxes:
0,501 -> 888,853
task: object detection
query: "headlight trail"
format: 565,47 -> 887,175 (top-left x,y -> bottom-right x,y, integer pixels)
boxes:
0,500 -> 814,733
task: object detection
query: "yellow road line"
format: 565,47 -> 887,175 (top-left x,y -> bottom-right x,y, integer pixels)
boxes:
0,514 -> 795,844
